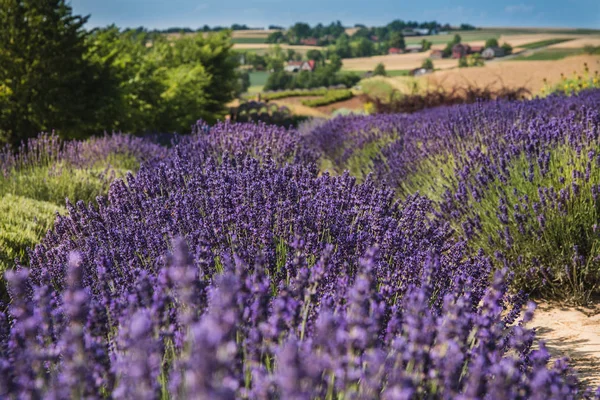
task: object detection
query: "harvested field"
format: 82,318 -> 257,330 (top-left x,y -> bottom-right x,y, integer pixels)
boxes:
343,53 -> 457,71
549,37 -> 600,48
271,99 -> 328,118
419,55 -> 600,95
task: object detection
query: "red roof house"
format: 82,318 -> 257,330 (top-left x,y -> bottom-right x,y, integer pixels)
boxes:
452,44 -> 470,59
388,47 -> 404,55
300,37 -> 318,46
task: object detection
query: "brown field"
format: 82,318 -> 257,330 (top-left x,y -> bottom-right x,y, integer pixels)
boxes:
549,37 -> 600,48
417,55 -> 600,95
343,53 -> 458,71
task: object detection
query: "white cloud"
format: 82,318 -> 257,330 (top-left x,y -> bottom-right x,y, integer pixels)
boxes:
505,4 -> 534,13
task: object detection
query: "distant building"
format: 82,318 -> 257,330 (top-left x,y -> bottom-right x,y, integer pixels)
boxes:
482,47 -> 506,59
301,60 -> 316,71
469,46 -> 484,54
405,44 -> 423,53
415,28 -> 430,36
430,49 -> 444,59
402,28 -> 418,36
284,60 -> 316,73
410,67 -> 431,76
370,35 -> 379,42
388,47 -> 404,55
300,37 -> 318,46
284,61 -> 304,73
452,43 -> 470,59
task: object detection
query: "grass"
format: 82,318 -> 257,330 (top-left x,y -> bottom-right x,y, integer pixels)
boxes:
519,38 -> 574,49
231,37 -> 268,44
360,79 -> 397,100
343,70 -> 410,77
248,71 -> 271,87
405,31 -> 499,46
512,48 -> 583,61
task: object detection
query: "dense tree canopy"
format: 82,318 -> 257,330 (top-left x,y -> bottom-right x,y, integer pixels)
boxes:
0,1 -> 241,145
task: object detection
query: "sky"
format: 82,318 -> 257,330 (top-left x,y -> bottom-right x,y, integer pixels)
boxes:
69,0 -> 600,30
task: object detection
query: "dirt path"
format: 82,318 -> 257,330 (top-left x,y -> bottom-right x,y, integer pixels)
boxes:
531,303 -> 600,387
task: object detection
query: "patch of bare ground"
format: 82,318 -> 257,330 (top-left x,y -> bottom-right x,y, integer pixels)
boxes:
530,302 -> 600,387
315,95 -> 368,114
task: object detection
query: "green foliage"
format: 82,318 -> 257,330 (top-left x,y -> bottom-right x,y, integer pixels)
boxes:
542,64 -> 600,96
0,0 -> 110,145
0,194 -> 64,274
301,90 -> 353,107
421,39 -> 432,51
263,59 -> 360,91
388,32 -> 406,50
373,63 -> 387,76
485,38 -> 499,48
459,54 -> 484,68
421,58 -> 434,70
261,88 -> 328,100
501,42 -> 513,55
0,2 -> 241,145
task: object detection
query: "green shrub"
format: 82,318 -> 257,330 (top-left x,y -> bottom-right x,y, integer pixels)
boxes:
262,88 -> 328,100
0,194 -> 65,273
301,90 -> 353,107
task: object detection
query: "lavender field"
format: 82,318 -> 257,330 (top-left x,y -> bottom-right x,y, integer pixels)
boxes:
1,90 -> 599,398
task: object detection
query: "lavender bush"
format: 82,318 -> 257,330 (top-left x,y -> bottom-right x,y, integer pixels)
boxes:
0,143 -> 594,398
308,91 -> 600,302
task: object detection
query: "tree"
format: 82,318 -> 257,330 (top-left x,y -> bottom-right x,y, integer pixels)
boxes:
421,39 -> 432,51
334,34 -> 352,58
266,31 -> 285,44
485,38 -> 499,48
501,42 -> 513,55
0,0 -> 109,144
373,63 -> 387,76
389,32 -> 406,49
421,58 -> 434,70
452,34 -> 462,45
306,49 -> 325,65
458,57 -> 468,68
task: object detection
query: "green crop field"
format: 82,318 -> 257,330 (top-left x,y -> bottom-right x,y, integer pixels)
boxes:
511,48 -> 582,61
231,37 -> 268,44
519,38 -> 575,49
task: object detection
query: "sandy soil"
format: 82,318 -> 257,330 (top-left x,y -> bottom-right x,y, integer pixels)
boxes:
418,55 -> 600,95
531,303 -> 600,386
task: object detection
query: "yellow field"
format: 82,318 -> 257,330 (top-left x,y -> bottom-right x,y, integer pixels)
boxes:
419,54 -> 600,95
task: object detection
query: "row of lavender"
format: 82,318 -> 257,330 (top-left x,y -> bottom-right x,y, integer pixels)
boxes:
1,91 -> 599,397
308,90 -> 600,302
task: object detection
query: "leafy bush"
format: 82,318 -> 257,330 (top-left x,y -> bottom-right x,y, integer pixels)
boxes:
301,90 -> 353,107
229,101 -> 308,128
0,195 -> 64,276
373,63 -> 387,76
261,88 -> 328,100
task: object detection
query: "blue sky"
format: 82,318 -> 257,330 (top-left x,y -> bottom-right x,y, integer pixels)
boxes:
69,0 -> 600,30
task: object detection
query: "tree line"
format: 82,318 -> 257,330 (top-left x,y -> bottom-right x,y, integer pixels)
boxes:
0,0 -> 243,146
